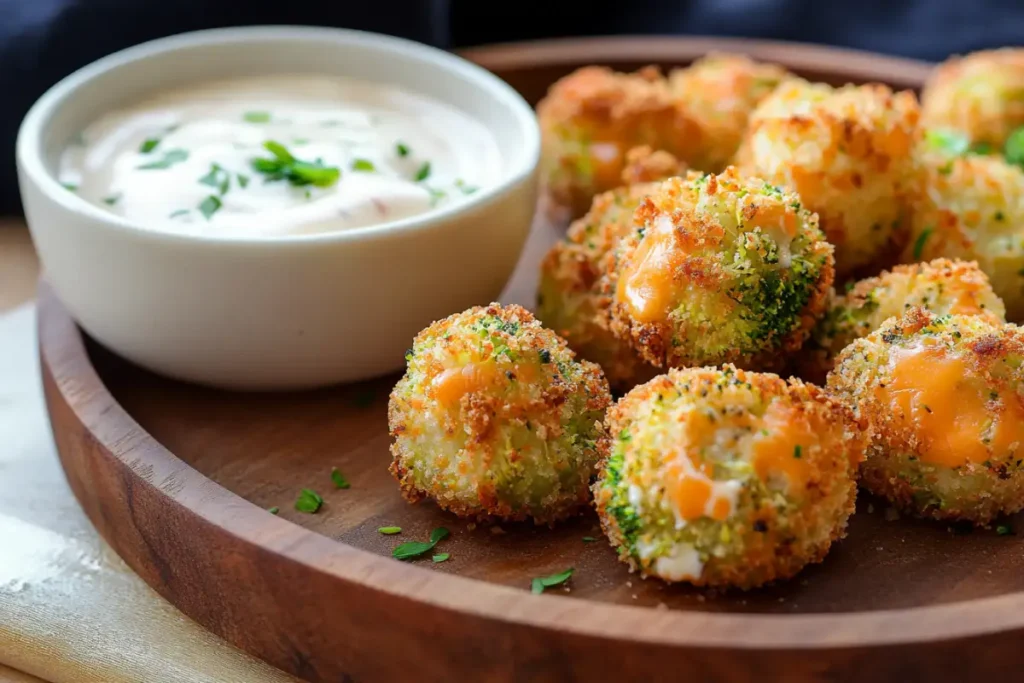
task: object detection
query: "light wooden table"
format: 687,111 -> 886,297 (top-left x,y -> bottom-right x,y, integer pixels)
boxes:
0,222 -> 38,313
0,222 -> 46,683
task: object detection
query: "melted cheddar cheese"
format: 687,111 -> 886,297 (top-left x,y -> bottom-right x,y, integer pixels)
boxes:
616,215 -> 686,323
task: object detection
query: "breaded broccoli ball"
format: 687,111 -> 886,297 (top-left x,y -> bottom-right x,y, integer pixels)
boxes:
798,258 -> 1006,382
828,309 -> 1024,524
902,150 -> 1024,321
921,48 -> 1024,150
603,168 -> 834,371
537,65 -> 687,218
537,147 -> 684,392
737,79 -> 921,278
667,52 -> 790,173
388,303 -> 611,525
594,365 -> 865,589
537,55 -> 788,217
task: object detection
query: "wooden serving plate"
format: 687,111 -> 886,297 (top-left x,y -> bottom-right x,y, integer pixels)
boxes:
41,37 -> 1024,683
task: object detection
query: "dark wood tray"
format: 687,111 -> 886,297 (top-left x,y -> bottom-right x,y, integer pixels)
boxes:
42,37 -> 1024,683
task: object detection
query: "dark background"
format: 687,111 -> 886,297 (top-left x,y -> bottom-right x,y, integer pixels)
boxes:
2,0 -> 1023,215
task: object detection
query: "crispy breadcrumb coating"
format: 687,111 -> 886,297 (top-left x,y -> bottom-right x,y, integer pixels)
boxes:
602,168 -> 833,371
537,147 -> 685,392
594,365 -> 865,589
922,48 -> 1024,149
902,150 -> 1024,321
388,303 -> 611,525
737,79 -> 921,278
797,258 -> 1006,383
828,309 -> 1024,524
538,55 -> 789,218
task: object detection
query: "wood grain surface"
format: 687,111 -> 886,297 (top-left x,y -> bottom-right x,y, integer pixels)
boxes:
0,221 -> 38,313
38,37 -> 1024,683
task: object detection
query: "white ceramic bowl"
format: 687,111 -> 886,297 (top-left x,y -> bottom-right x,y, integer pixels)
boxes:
17,26 -> 540,390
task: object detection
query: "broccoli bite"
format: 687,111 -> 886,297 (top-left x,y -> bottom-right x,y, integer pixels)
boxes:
798,258 -> 1006,382
537,55 -> 788,218
388,303 -> 612,525
903,150 -> 1024,321
737,79 -> 920,278
537,147 -> 684,392
602,168 -> 833,371
667,52 -> 790,173
594,365 -> 865,589
922,48 -> 1024,150
537,65 -> 687,218
828,309 -> 1024,524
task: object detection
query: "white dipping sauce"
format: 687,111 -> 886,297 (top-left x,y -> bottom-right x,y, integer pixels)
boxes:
58,75 -> 504,237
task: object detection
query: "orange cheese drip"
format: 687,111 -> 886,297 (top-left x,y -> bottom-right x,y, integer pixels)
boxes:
879,347 -> 1024,468
667,469 -> 712,522
752,402 -> 813,493
615,216 -> 685,323
432,364 -> 500,406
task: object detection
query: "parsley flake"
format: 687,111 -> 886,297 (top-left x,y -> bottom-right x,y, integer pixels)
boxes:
198,195 -> 222,220
331,467 -> 351,490
530,568 -> 574,594
432,553 -> 450,563
392,527 -> 449,560
793,445 -> 802,459
102,193 -> 121,206
998,524 -> 1016,536
582,536 -> 597,543
396,142 -> 410,157
1006,127 -> 1024,168
251,140 -> 340,188
352,158 -> 376,172
198,163 -> 231,195
139,137 -> 161,154
414,161 -> 431,182
137,148 -> 189,170
378,526 -> 402,535
243,111 -> 272,123
925,128 -> 970,157
168,209 -> 189,219
295,488 -> 323,514
61,182 -> 78,192
268,506 -> 279,515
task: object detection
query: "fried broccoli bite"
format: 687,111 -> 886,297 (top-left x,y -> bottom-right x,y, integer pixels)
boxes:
594,365 -> 865,589
737,79 -> 921,278
388,303 -> 611,525
797,258 -> 1006,383
667,52 -> 790,173
603,168 -> 834,371
537,147 -> 685,392
537,65 -> 688,218
902,150 -> 1024,321
537,55 -> 788,218
921,48 -> 1024,150
828,309 -> 1024,524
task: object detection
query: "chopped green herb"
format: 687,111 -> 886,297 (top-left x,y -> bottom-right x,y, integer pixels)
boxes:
198,163 -> 230,195
997,524 -> 1016,536
414,161 -> 431,181
295,488 -> 323,513
925,128 -> 970,157
331,467 -> 351,490
61,182 -> 78,192
292,138 -> 310,145
530,568 -> 574,594
454,178 -> 479,195
378,526 -> 402,535
168,209 -> 189,219
432,553 -> 450,563
912,227 -> 933,261
237,173 -> 250,189
396,142 -> 410,157
243,111 -> 272,123
1006,127 -> 1024,168
352,158 -> 376,172
392,527 -> 450,560
137,148 -> 189,170
139,137 -> 161,154
426,187 -> 446,207
268,506 -> 279,515
971,141 -> 994,155
198,195 -> 222,220
251,140 -> 341,188
102,193 -> 121,206
793,445 -> 802,459
582,536 -> 597,543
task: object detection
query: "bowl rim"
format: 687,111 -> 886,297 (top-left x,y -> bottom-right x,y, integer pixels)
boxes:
16,25 -> 541,247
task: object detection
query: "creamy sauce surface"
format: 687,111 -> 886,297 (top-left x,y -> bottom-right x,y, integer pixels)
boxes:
58,75 -> 504,237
